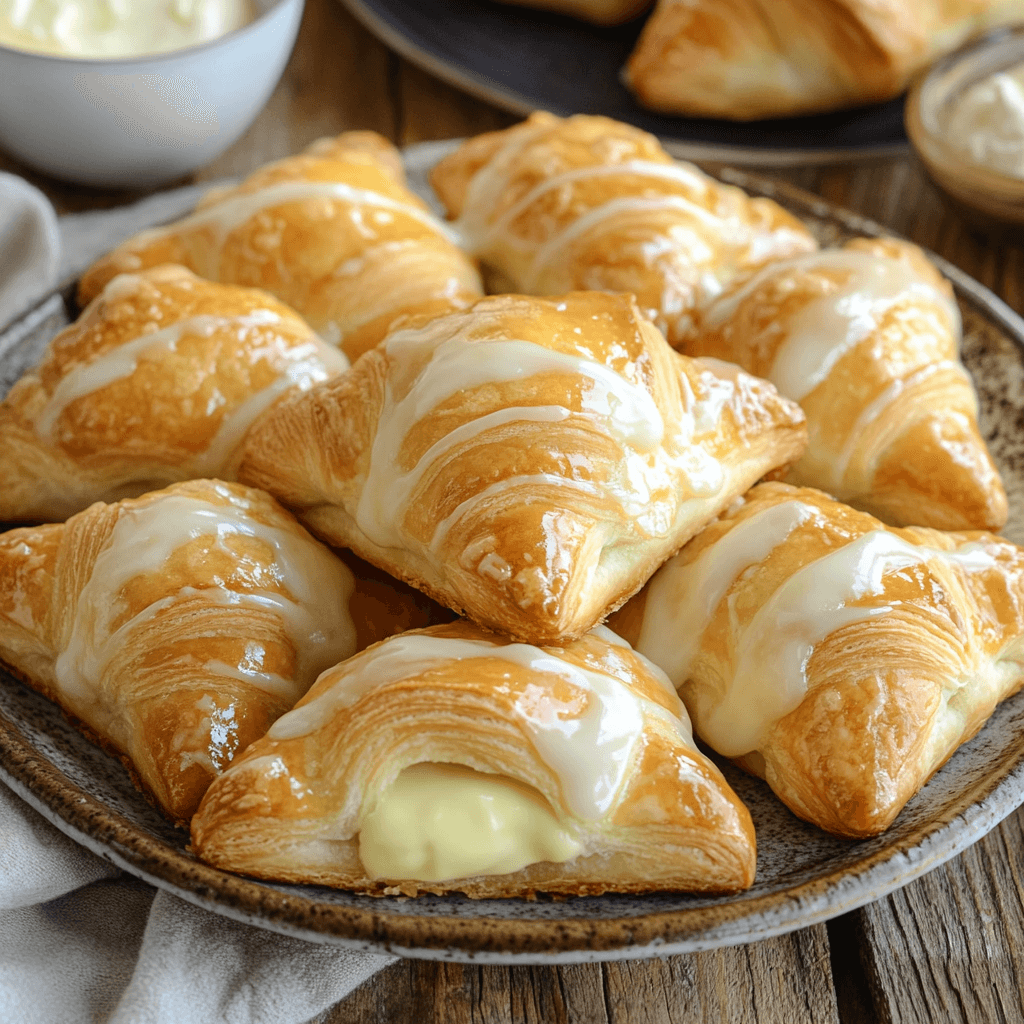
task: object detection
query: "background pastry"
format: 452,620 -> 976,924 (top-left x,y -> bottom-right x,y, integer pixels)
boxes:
191,621 -> 757,897
687,237 -> 1006,531
0,479 -> 360,824
611,481 -> 1024,838
239,290 -> 808,643
78,132 -> 484,362
430,112 -> 817,347
623,0 -> 1024,120
0,265 -> 347,524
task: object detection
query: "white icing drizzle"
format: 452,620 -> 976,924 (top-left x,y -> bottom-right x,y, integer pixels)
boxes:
703,250 -> 962,402
54,487 -> 357,720
525,195 -> 725,291
636,500 -> 822,689
268,631 -> 694,821
353,312 -> 712,555
463,159 -> 715,252
642,503 -> 997,757
829,359 -> 975,488
35,312 -> 346,469
136,181 -> 459,247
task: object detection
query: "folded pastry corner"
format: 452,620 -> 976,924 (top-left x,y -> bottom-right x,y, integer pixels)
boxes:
190,621 -> 757,897
0,264 -> 347,524
429,112 -> 816,347
688,236 -> 1007,531
239,290 -> 807,643
78,132 -> 483,361
0,479 -> 364,824
612,481 -> 1024,838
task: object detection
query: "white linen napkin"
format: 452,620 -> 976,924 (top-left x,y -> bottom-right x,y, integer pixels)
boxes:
0,178 -> 399,1023
0,173 -> 61,330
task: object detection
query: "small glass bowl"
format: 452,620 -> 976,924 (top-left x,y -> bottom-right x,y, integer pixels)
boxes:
906,25 -> 1024,229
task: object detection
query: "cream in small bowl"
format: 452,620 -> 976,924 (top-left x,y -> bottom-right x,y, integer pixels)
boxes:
907,26 -> 1024,227
0,0 -> 256,58
0,0 -> 303,188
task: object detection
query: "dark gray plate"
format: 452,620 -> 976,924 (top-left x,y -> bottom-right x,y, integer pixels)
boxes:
337,0 -> 908,164
1,148 -> 1023,963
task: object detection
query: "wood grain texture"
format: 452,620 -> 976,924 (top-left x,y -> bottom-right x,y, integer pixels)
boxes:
851,807 -> 1024,1024
325,926 -> 838,1024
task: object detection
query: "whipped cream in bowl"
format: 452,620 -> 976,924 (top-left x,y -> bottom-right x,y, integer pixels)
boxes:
907,26 -> 1024,228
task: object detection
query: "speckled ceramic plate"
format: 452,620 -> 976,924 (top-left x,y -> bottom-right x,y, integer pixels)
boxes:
2,145 -> 1024,964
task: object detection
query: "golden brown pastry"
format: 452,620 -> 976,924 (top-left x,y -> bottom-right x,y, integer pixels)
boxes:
238,290 -> 808,643
0,265 -> 347,524
78,133 -> 483,362
687,237 -> 1007,531
624,0 -> 1024,120
191,621 -> 756,897
610,481 -> 1024,838
492,0 -> 651,24
0,479 -> 364,824
429,112 -> 816,347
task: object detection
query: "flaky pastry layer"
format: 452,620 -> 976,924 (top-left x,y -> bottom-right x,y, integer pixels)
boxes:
686,237 -> 1007,531
78,132 -> 483,361
238,290 -> 807,643
0,265 -> 346,524
612,481 -> 1024,838
429,112 -> 816,347
191,621 -> 756,897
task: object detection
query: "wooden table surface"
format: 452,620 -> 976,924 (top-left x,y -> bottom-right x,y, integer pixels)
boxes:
4,2 -> 1024,1020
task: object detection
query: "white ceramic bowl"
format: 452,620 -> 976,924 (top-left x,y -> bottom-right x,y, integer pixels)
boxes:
0,0 -> 304,189
906,25 -> 1024,230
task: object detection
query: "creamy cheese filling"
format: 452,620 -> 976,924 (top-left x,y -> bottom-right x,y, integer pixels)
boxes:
358,762 -> 582,883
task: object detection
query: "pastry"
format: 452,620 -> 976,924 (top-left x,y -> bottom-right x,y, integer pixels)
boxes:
190,621 -> 757,897
492,0 -> 651,24
687,237 -> 1007,531
78,133 -> 484,361
623,0 -> 1024,120
610,481 -> 1024,838
429,112 -> 817,347
238,290 -> 808,643
0,479 -> 365,824
0,265 -> 347,524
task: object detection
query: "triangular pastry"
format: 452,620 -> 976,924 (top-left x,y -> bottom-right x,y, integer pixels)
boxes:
190,621 -> 757,897
429,112 -> 816,347
623,0 -> 1024,120
611,481 -> 1024,838
0,265 -> 347,524
78,133 -> 483,361
0,479 -> 365,823
238,290 -> 808,643
687,237 -> 1007,530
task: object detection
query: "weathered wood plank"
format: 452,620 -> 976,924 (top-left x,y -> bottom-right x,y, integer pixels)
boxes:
326,925 -> 838,1024
850,806 -> 1024,1024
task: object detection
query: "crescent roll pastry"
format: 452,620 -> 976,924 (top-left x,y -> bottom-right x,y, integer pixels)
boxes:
687,238 -> 1007,531
191,621 -> 757,896
78,132 -> 484,361
610,482 -> 1024,838
429,112 -> 817,347
623,0 -> 1024,120
238,290 -> 808,643
0,265 -> 347,524
0,479 -> 361,824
